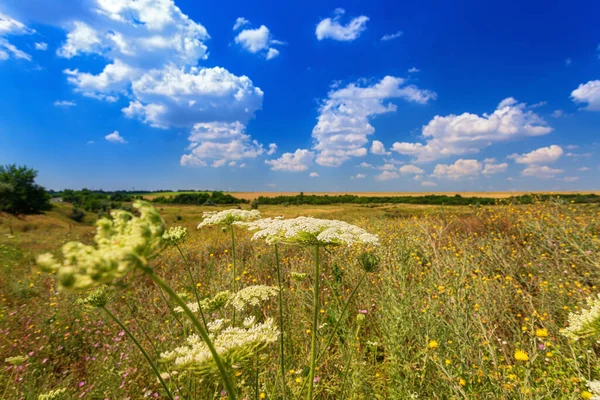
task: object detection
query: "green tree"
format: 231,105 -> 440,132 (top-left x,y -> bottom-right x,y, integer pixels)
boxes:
0,164 -> 51,215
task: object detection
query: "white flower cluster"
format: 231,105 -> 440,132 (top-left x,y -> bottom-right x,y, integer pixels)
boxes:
242,216 -> 379,247
227,285 -> 279,311
37,201 -> 166,291
173,291 -> 230,314
561,294 -> 600,340
197,209 -> 260,228
587,380 -> 600,400
163,226 -> 188,245
161,318 -> 279,376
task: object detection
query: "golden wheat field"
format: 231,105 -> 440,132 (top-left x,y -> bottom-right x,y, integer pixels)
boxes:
1,200 -> 600,399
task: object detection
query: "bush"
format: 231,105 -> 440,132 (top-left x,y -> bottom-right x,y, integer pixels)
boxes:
0,164 -> 51,215
70,207 -> 86,223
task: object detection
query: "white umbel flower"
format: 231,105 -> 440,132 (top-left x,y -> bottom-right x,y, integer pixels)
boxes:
241,216 -> 379,247
161,318 -> 279,376
227,285 -> 279,311
197,209 -> 260,228
561,294 -> 600,340
37,201 -> 166,291
163,226 -> 188,245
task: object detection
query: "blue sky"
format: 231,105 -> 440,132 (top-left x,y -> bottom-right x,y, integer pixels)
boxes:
0,0 -> 599,192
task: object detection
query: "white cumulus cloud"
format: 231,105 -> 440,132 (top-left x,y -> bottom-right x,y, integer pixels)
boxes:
370,140 -> 389,155
509,145 -> 563,164
482,162 -> 508,175
34,42 -> 48,50
105,130 -> 127,143
315,8 -> 368,41
571,80 -> 600,111
521,165 -> 564,179
375,170 -> 399,181
432,159 -> 482,180
234,24 -> 283,60
309,172 -> 319,177
54,100 -> 77,107
0,11 -> 33,61
312,76 -> 436,167
265,149 -> 314,171
233,17 -> 250,30
381,31 -> 403,41
399,164 -> 424,175
392,98 -> 552,162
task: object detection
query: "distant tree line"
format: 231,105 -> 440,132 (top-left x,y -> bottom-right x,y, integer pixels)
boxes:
58,189 -> 140,213
152,191 -> 249,205
253,192 -> 600,206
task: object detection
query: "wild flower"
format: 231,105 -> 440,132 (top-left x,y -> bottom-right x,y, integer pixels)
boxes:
76,286 -> 110,309
290,271 -> 308,281
161,318 -> 279,376
5,355 -> 28,365
174,291 -> 231,314
227,285 -> 279,311
514,350 -> 529,361
561,294 -> 600,340
535,328 -> 548,338
197,209 -> 260,228
163,226 -> 188,246
38,388 -> 68,400
36,201 -> 166,291
242,216 -> 379,247
586,380 -> 600,399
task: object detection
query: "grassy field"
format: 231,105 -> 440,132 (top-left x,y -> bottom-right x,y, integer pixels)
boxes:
141,191 -> 600,201
1,201 -> 600,399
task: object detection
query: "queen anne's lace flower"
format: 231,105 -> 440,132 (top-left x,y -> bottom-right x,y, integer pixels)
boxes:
161,318 -> 279,376
197,209 -> 260,228
37,201 -> 166,291
587,380 -> 600,400
77,286 -> 110,309
174,291 -> 231,314
561,294 -> 600,340
241,216 -> 379,247
227,285 -> 279,311
163,226 -> 188,245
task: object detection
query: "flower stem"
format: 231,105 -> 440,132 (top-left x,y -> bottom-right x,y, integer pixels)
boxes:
307,245 -> 320,400
143,267 -> 238,400
102,306 -> 174,400
274,244 -> 287,399
317,271 -> 367,363
231,224 -> 237,325
176,244 -> 208,330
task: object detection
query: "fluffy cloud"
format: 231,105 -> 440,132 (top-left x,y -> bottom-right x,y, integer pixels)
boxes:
0,12 -> 33,61
375,170 -> 399,181
233,17 -> 250,30
309,172 -> 319,177
521,165 -> 564,179
234,24 -> 283,60
105,130 -> 127,143
265,149 -> 314,171
399,164 -> 424,175
181,122 -> 265,167
571,80 -> 600,111
408,67 -> 420,73
509,145 -> 563,165
351,173 -> 366,179
432,159 -> 482,180
315,8 -> 368,41
482,162 -> 508,175
124,65 -> 263,128
381,31 -> 403,41
34,42 -> 47,50
392,98 -> 552,162
421,181 -> 437,187
312,76 -> 436,167
370,140 -> 389,155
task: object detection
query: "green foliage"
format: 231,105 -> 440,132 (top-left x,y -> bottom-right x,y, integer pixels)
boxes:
152,191 -> 248,205
69,207 -> 86,223
0,164 -> 50,215
60,189 -> 135,213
